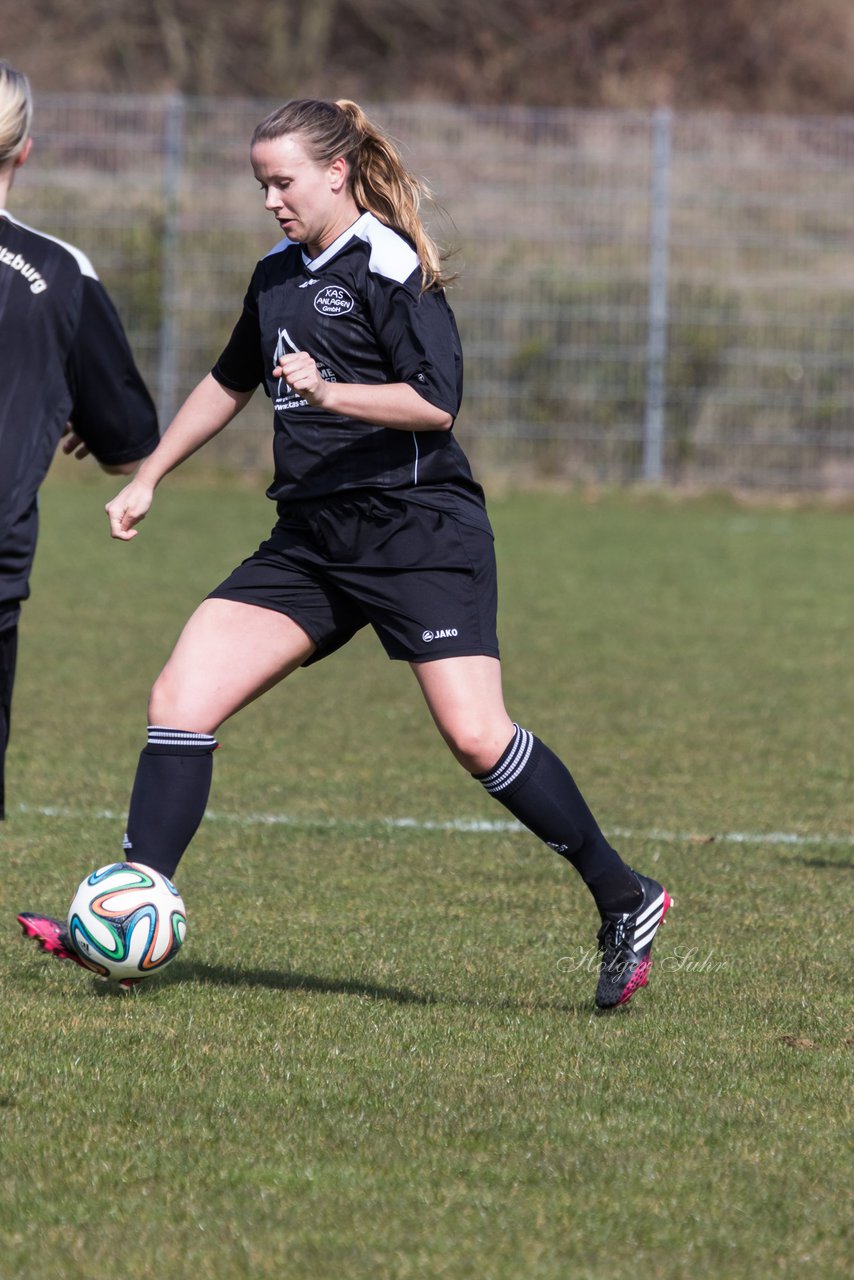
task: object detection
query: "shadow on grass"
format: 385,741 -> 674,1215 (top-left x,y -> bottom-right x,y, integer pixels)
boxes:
134,959 -> 437,1006
92,959 -> 596,1014
789,855 -> 854,870
187,962 -> 606,1014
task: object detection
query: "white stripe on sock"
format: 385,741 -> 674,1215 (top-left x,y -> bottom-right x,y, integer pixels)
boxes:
479,725 -> 534,794
147,725 -> 218,749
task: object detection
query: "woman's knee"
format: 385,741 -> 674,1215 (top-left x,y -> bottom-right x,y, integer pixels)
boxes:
441,721 -> 515,775
146,668 -> 177,727
147,667 -> 215,734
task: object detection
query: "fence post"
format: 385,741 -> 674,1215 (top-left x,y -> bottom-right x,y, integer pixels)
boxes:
642,106 -> 673,483
156,92 -> 185,429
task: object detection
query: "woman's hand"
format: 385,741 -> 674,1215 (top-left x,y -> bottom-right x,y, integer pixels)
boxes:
60,422 -> 90,460
105,477 -> 155,541
101,375 -> 254,541
274,350 -> 329,407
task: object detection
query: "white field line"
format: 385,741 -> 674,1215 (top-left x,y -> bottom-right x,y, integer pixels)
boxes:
13,804 -> 854,848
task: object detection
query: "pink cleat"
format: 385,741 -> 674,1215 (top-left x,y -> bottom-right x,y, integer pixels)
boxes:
17,912 -> 141,988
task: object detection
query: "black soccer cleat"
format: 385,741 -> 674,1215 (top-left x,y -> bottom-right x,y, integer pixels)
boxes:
595,873 -> 672,1009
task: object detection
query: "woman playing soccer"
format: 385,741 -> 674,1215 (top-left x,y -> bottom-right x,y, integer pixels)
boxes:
20,98 -> 670,1008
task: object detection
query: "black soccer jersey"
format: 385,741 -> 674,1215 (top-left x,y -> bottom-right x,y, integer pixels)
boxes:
0,212 -> 159,620
212,211 -> 487,519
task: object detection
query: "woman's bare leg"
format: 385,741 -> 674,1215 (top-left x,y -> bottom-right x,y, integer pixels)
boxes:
126,599 -> 316,876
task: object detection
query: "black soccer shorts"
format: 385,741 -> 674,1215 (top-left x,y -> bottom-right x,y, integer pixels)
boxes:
207,493 -> 500,665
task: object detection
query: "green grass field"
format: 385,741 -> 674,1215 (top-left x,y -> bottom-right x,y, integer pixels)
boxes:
1,468 -> 851,1279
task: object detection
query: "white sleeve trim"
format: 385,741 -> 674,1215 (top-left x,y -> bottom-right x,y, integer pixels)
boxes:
1,210 -> 99,279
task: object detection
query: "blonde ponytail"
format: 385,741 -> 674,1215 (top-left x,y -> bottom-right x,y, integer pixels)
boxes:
334,100 -> 451,291
0,61 -> 33,168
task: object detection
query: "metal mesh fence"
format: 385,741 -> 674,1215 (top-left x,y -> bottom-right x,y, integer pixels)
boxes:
12,95 -> 854,490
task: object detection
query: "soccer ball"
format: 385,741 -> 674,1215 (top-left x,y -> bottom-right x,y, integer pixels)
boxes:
67,862 -> 187,982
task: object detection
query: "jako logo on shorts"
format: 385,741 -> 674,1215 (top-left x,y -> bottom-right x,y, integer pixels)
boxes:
422,628 -> 459,642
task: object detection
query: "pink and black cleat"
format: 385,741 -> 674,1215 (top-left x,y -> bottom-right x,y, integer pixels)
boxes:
595,873 -> 672,1009
17,912 -> 140,988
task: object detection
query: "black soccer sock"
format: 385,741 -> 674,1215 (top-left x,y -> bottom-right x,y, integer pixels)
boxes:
474,724 -> 642,914
0,624 -> 19,822
122,726 -> 218,880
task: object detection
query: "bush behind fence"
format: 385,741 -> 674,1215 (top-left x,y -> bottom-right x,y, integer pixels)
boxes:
15,95 -> 854,490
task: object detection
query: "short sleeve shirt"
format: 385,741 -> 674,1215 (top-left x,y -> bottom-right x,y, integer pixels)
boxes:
212,211 -> 488,525
0,212 -> 159,616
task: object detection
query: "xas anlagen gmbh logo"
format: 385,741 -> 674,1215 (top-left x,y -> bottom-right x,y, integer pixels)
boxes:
314,285 -> 355,316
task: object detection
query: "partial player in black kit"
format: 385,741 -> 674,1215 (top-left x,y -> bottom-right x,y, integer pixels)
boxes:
19,97 -> 671,1008
0,60 -> 159,822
